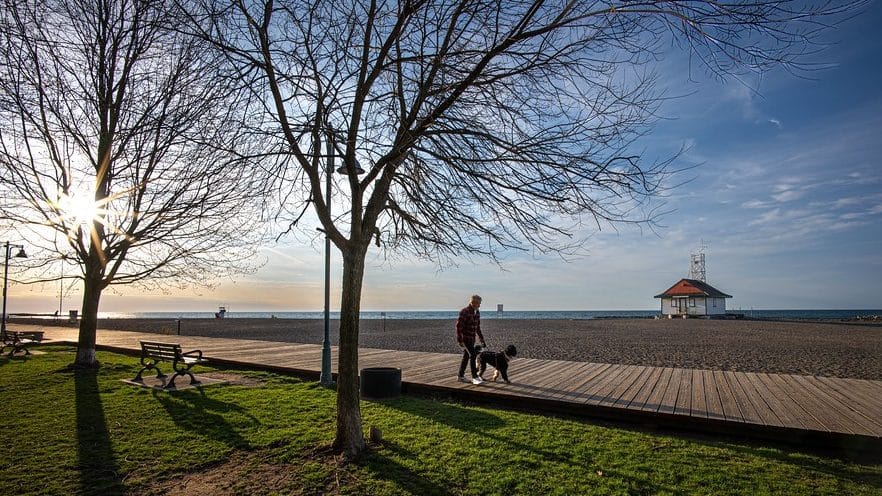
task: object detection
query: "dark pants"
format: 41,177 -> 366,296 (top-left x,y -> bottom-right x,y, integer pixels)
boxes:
458,341 -> 479,378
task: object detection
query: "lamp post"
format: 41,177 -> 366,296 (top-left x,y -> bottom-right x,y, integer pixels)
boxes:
58,254 -> 67,318
320,129 -> 364,387
2,242 -> 27,335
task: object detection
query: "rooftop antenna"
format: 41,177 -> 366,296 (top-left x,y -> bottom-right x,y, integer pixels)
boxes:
689,240 -> 708,282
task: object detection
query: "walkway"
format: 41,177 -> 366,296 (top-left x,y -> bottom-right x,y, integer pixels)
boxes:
21,325 -> 882,451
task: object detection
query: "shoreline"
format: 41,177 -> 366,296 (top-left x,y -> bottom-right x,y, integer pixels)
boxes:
14,317 -> 882,381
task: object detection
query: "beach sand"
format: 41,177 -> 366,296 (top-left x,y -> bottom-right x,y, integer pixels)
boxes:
19,316 -> 882,380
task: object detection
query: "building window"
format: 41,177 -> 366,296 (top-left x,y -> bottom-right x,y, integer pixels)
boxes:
689,299 -> 696,307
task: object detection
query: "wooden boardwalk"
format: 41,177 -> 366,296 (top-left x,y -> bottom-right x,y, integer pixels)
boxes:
21,325 -> 882,450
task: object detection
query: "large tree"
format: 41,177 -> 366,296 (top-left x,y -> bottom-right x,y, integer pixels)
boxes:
0,0 -> 265,367
191,0 -> 863,457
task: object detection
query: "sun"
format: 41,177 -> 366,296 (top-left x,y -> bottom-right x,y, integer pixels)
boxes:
55,193 -> 106,229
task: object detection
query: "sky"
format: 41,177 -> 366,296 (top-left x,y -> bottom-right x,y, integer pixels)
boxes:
10,3 -> 882,314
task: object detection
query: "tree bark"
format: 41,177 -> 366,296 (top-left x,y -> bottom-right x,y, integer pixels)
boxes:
75,266 -> 103,368
333,245 -> 368,458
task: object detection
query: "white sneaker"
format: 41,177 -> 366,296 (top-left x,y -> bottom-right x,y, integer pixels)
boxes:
457,376 -> 469,383
472,377 -> 483,385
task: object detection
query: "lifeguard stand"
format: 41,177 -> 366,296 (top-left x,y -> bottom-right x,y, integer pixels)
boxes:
215,306 -> 227,319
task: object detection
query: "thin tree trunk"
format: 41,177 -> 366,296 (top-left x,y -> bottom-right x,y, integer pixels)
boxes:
334,246 -> 368,458
75,261 -> 103,368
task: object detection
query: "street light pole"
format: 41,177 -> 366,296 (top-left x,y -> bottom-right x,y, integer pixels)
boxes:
2,242 -> 27,335
320,132 -> 335,387
319,129 -> 365,387
59,255 -> 65,318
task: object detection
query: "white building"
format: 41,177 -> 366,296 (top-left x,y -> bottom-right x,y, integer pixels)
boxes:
654,278 -> 732,318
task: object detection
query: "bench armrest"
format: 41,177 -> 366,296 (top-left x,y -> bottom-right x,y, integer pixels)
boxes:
181,349 -> 204,360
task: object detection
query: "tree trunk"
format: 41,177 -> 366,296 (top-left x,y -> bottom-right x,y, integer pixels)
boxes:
333,246 -> 368,458
74,264 -> 104,369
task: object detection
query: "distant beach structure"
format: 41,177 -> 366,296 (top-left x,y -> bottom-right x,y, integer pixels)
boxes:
655,245 -> 732,318
654,279 -> 732,318
215,306 -> 227,319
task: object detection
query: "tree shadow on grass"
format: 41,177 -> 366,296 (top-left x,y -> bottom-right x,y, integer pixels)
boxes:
721,442 -> 882,489
380,397 -> 572,465
361,441 -> 453,496
386,396 -> 882,493
74,368 -> 125,496
151,388 -> 260,449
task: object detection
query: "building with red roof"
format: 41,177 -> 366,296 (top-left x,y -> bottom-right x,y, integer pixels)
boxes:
654,278 -> 732,318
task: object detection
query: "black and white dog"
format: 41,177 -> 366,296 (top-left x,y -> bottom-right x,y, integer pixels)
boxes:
475,344 -> 517,383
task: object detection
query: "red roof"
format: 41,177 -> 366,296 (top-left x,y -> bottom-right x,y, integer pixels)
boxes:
654,278 -> 732,299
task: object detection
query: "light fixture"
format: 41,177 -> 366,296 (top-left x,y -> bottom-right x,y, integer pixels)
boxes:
2,242 -> 27,335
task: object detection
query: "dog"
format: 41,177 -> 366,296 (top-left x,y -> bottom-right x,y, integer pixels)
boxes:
475,344 -> 517,383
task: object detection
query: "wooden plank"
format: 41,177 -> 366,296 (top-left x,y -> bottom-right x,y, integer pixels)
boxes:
756,373 -> 829,432
691,369 -> 707,418
814,376 -> 882,415
555,363 -> 615,402
575,364 -> 630,405
713,370 -> 744,423
639,367 -> 674,413
586,364 -> 639,406
367,354 -> 434,373
626,366 -> 664,410
794,376 -> 882,435
594,364 -> 644,407
743,372 -> 810,429
595,365 -> 645,406
514,360 -> 583,399
657,368 -> 683,415
401,357 -> 461,382
539,362 -> 602,401
727,371 -> 783,427
701,369 -> 726,421
776,374 -> 859,435
404,356 -> 465,383
610,366 -> 655,409
508,359 -> 563,387
673,369 -> 693,416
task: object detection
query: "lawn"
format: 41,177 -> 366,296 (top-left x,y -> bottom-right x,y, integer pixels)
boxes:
1,346 -> 880,495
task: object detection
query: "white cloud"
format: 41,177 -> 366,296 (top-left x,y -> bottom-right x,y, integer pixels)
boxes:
771,188 -> 805,202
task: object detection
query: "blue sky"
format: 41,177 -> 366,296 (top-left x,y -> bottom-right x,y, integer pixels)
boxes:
14,3 -> 882,314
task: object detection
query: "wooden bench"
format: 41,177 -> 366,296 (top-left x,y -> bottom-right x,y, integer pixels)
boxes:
134,341 -> 206,389
1,329 -> 44,356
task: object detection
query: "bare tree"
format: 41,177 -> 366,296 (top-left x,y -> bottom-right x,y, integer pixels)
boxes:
0,0 -> 267,368
189,0 -> 864,457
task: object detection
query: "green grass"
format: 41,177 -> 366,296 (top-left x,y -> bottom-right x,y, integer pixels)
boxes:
1,346 -> 880,495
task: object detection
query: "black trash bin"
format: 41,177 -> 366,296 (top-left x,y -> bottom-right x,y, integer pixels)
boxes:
360,367 -> 401,399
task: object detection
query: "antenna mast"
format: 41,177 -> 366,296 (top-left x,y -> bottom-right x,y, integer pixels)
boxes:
689,240 -> 708,282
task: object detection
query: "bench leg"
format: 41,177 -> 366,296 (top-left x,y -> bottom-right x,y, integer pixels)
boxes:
133,363 -> 165,382
4,344 -> 29,356
164,371 -> 201,389
186,370 -> 201,385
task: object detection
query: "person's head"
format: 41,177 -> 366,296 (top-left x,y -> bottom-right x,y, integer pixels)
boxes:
469,294 -> 482,308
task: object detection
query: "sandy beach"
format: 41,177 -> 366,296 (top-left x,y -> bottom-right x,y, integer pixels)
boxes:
18,316 -> 882,381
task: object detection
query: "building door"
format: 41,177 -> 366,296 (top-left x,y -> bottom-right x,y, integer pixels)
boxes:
677,298 -> 688,315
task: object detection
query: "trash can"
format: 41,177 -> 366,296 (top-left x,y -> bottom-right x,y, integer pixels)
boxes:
68,310 -> 78,322
360,367 -> 401,399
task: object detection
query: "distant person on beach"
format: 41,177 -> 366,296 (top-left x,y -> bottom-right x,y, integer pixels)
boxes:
456,294 -> 486,384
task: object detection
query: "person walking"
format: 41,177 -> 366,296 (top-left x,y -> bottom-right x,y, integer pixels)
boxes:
456,294 -> 487,384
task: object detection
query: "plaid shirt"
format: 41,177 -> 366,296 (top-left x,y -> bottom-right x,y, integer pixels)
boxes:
456,305 -> 485,344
